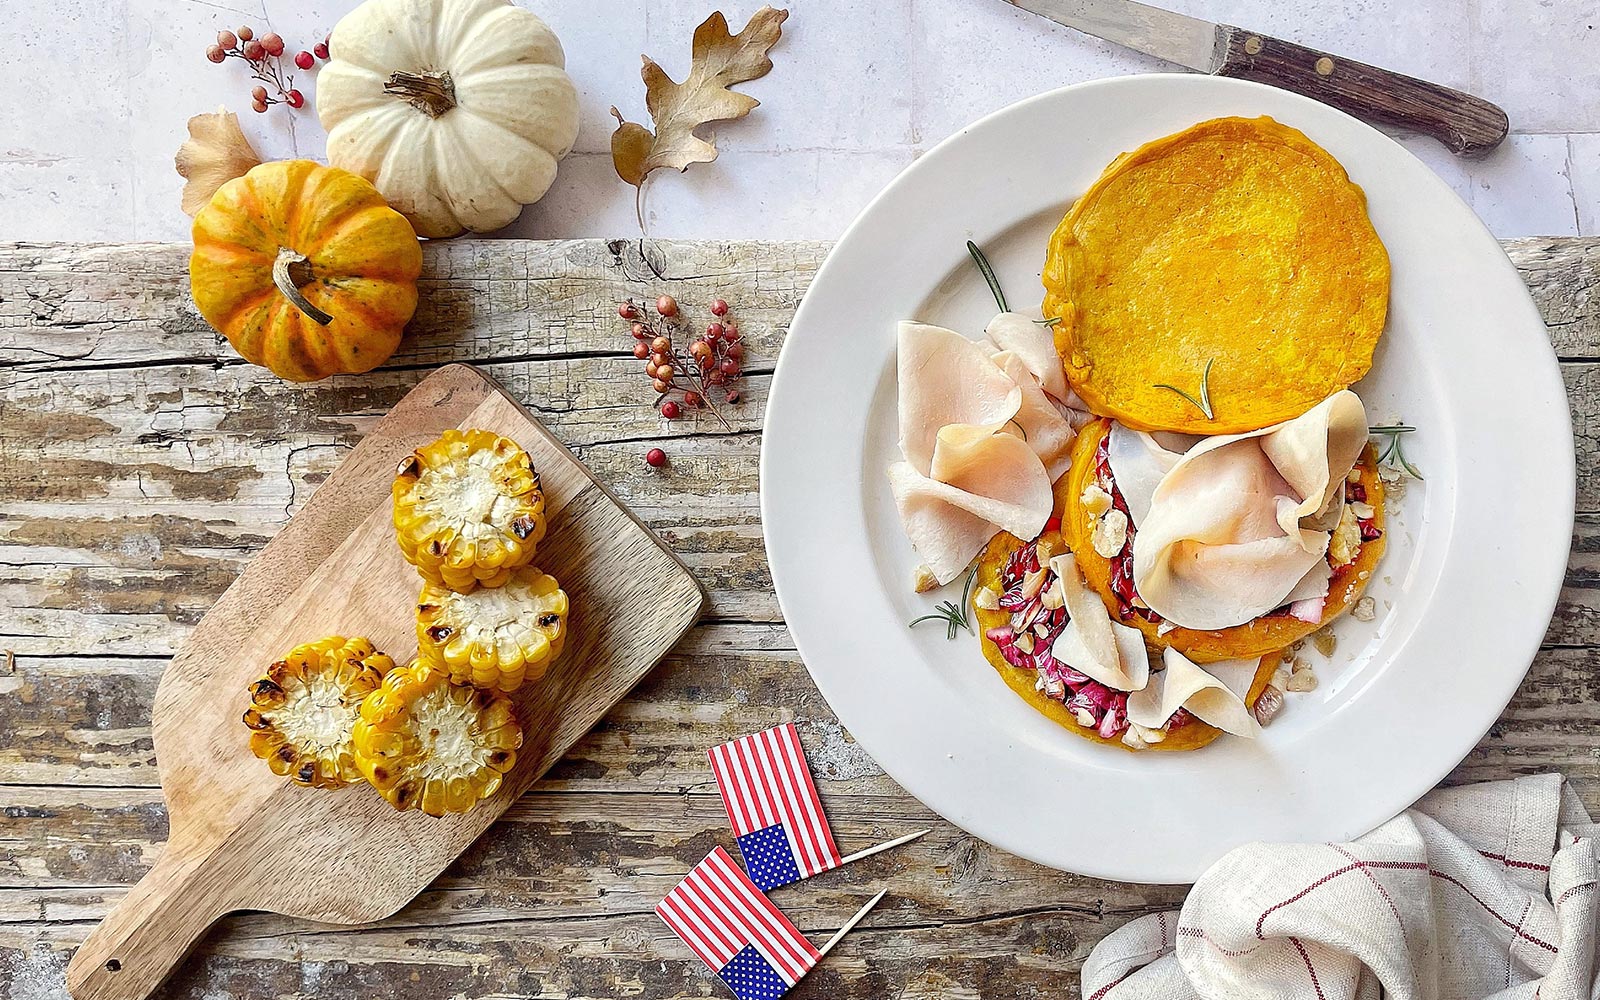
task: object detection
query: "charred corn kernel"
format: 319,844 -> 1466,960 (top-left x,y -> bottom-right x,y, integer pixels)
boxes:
243,636 -> 395,788
416,565 -> 568,693
392,429 -> 547,591
351,661 -> 522,815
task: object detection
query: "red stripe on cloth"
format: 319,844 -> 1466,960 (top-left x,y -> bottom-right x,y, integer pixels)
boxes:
1177,925 -> 1262,958
1427,868 -> 1558,954
1085,970 -> 1132,1000
1289,937 -> 1328,1000
1478,850 -> 1552,872
1329,845 -> 1405,931
1555,881 -> 1596,907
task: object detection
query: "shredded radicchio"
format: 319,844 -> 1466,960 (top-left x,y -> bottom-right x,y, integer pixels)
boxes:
990,537 -> 1147,740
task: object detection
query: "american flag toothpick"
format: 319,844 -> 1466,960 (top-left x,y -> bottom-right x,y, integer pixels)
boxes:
655,847 -> 887,1000
709,723 -> 929,890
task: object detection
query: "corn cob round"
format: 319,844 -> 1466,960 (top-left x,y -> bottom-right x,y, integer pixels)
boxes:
242,635 -> 395,788
415,565 -> 568,693
351,661 -> 523,816
392,428 -> 547,591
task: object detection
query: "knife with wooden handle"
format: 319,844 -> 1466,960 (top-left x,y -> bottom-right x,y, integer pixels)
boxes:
1002,0 -> 1509,155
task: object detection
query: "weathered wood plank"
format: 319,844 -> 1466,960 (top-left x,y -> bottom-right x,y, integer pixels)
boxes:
0,241 -> 823,372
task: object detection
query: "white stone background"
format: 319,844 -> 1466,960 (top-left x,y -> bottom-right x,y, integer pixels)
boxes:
2,0 -> 1598,242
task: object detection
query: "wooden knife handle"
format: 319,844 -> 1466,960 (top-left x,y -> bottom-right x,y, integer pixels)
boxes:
64,846 -> 242,1000
1215,25 -> 1509,156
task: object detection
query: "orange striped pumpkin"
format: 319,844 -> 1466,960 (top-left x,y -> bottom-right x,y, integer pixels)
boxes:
189,159 -> 422,382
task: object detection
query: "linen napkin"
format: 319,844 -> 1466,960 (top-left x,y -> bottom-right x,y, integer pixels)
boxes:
1082,774 -> 1599,1000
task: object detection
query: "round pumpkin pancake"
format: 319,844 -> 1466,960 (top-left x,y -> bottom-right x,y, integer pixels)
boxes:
972,527 -> 1280,753
1042,116 -> 1390,434
1063,419 -> 1386,663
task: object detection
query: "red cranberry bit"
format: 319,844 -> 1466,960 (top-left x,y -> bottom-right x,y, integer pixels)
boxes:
645,448 -> 666,468
1359,519 -> 1383,542
1345,481 -> 1368,503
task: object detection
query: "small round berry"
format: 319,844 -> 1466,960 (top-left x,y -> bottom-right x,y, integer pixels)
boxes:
724,325 -> 741,342
243,39 -> 266,59
708,371 -> 727,386
726,341 -> 744,360
645,448 -> 667,468
632,343 -> 650,360
690,341 -> 712,360
684,391 -> 703,408
285,89 -> 304,108
236,25 -> 254,41
217,30 -> 237,49
631,322 -> 647,339
655,294 -> 678,317
698,353 -> 714,370
650,352 -> 668,367
261,33 -> 284,55
206,44 -> 227,63
645,361 -> 659,378
719,359 -> 740,377
650,336 -> 671,354
710,298 -> 729,317
619,301 -> 638,320
314,41 -> 330,60
726,389 -> 741,404
250,85 -> 268,101
251,98 -> 269,113
706,322 -> 724,340
294,50 -> 314,69
652,378 -> 671,393
657,364 -> 675,381
661,401 -> 681,419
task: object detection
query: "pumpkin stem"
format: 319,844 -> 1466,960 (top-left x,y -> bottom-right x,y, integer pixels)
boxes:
272,248 -> 334,326
384,71 -> 457,118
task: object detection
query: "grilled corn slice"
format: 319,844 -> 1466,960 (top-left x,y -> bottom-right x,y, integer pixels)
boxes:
392,428 -> 547,591
351,662 -> 523,815
416,565 -> 569,693
242,636 -> 394,788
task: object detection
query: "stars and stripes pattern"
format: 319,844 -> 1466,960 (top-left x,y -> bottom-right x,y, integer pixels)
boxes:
655,846 -> 821,1000
708,722 -> 843,891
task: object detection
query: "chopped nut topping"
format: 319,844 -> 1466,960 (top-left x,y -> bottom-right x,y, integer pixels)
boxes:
974,585 -> 1002,610
1091,508 -> 1129,559
1351,596 -> 1376,622
1080,483 -> 1113,519
1253,684 -> 1285,725
911,564 -> 939,593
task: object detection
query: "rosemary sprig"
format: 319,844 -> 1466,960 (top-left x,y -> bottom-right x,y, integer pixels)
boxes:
1369,423 -> 1423,480
1034,316 -> 1061,327
967,240 -> 1008,313
1153,357 -> 1215,420
909,562 -> 980,640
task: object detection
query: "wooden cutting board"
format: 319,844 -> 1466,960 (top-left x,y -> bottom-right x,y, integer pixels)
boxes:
63,363 -> 706,1000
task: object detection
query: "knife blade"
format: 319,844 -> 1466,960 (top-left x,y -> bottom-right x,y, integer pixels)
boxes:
1000,0 -> 1508,155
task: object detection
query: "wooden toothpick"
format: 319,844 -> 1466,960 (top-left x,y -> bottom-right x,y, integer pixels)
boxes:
838,828 -> 930,867
817,888 -> 888,959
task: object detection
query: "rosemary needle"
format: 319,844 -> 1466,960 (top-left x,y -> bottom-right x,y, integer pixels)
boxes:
1153,357 -> 1215,420
909,562 -> 980,640
1369,423 -> 1424,480
967,240 -> 1008,313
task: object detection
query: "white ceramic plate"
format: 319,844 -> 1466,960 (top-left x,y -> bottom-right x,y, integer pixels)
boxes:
761,75 -> 1574,883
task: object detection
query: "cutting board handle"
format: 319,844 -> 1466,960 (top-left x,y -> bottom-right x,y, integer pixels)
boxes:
65,846 -> 241,1000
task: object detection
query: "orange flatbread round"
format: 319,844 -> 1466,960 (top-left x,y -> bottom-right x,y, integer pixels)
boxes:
1063,419 -> 1387,663
972,524 -> 1281,753
1042,116 -> 1390,434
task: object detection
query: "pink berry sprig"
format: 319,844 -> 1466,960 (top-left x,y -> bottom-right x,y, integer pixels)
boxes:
620,294 -> 746,438
205,26 -> 320,113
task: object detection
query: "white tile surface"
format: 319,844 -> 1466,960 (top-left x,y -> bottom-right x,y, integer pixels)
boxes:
2,0 -> 1595,242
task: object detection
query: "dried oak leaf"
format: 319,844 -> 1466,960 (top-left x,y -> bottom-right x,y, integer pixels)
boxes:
175,108 -> 262,216
609,7 -> 788,205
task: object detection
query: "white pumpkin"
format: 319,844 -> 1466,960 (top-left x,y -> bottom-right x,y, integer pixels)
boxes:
316,0 -> 581,238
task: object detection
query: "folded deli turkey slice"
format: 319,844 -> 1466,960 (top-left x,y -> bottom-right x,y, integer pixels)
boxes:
1127,648 -> 1262,738
1047,552 -> 1149,692
1132,390 -> 1368,630
889,321 -> 1075,583
889,427 -> 1054,583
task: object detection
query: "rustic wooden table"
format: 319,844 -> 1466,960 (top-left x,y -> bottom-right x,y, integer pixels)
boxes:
1,238 -> 1595,1000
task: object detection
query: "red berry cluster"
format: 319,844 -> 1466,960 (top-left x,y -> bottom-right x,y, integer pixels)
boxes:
205,26 -> 328,113
620,295 -> 746,467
